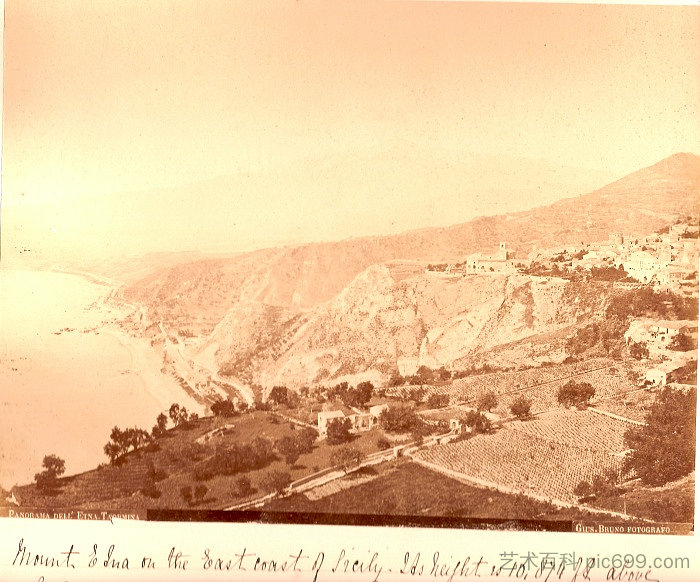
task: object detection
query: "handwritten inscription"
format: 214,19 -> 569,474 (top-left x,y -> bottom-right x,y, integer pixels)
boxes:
6,538 -> 669,582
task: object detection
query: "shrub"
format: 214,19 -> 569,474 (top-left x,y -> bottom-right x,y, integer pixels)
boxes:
235,476 -> 253,497
376,437 -> 391,451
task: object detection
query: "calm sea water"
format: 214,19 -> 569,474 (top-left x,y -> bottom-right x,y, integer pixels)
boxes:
0,269 -> 193,489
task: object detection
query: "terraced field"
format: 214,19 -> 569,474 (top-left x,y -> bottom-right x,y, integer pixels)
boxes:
504,409 -> 632,454
413,429 -> 624,504
390,359 -> 645,418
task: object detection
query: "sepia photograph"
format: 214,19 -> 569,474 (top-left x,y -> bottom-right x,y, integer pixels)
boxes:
1,0 -> 698,555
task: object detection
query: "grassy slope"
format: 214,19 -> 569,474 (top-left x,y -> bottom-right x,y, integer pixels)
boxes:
11,411 -> 389,511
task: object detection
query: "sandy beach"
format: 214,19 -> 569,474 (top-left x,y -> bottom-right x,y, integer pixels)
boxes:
0,268 -> 202,489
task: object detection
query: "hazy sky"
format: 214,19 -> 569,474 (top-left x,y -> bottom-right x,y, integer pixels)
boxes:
2,1 -> 699,265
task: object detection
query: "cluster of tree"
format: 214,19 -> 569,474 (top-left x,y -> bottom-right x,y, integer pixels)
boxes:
104,426 -> 152,464
180,484 -> 208,506
426,394 -> 450,409
211,398 -> 237,417
667,360 -> 697,385
669,333 -> 696,352
275,427 -> 318,466
34,454 -> 66,493
168,403 -> 198,428
327,381 -> 374,408
606,287 -> 696,322
624,387 -> 696,486
426,263 -> 450,272
459,410 -> 492,434
589,265 -> 631,282
629,341 -> 650,360
380,404 -> 423,434
388,366 -> 451,387
574,468 -> 621,501
556,380 -> 595,408
194,436 -> 276,481
565,320 -> 627,359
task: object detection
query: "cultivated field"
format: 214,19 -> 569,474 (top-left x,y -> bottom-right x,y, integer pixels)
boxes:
413,429 -> 625,504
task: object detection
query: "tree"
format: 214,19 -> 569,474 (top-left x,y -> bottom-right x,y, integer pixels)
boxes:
343,381 -> 374,407
669,333 -> 695,352
510,395 -> 532,420
294,427 -> 318,454
415,365 -> 434,384
326,418 -> 352,445
388,372 -> 405,387
427,394 -> 450,409
268,386 -> 289,406
557,381 -> 595,408
629,341 -> 649,360
331,446 -> 362,474
461,410 -> 492,434
180,485 -> 193,505
624,387 -> 696,486
152,412 -> 168,437
262,470 -> 292,495
477,391 -> 498,413
211,398 -> 236,417
380,405 -> 420,434
276,435 -> 302,466
34,455 -> 66,493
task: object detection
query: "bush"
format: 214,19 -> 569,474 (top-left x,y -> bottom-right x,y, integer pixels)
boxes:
235,476 -> 253,497
376,437 -> 391,451
141,479 -> 161,499
180,486 -> 193,505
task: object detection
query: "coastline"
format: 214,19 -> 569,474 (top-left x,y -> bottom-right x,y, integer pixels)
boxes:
0,268 -> 204,488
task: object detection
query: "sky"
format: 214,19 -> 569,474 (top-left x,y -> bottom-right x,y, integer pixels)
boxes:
2,1 -> 699,266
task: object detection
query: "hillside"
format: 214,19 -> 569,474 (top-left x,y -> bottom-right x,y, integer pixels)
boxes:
122,153 -> 699,390
126,153 -> 699,320
208,268 -> 611,389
